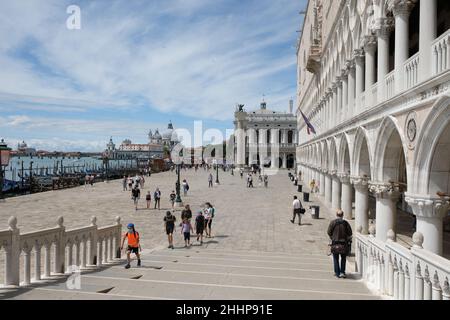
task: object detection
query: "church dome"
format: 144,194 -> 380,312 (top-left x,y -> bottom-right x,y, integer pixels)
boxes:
153,129 -> 162,140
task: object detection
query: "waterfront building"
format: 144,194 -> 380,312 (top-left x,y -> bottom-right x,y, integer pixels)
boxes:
233,100 -> 298,169
296,0 -> 450,299
104,121 -> 179,160
15,141 -> 36,156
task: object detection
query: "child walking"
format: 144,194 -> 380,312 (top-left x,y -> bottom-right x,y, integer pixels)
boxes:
181,218 -> 193,248
120,223 -> 141,269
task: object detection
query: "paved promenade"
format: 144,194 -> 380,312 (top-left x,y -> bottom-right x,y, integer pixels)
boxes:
0,168 -> 379,299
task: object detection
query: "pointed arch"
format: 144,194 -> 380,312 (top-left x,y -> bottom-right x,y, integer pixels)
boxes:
352,126 -> 373,179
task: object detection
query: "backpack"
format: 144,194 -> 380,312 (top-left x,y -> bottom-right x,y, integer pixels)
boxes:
210,207 -> 215,218
186,184 -> 189,191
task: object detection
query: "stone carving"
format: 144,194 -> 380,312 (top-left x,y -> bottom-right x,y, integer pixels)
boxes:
369,182 -> 402,199
405,196 -> 450,219
412,231 -> 424,248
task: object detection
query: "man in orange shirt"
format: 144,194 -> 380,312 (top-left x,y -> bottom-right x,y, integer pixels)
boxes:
120,223 -> 142,269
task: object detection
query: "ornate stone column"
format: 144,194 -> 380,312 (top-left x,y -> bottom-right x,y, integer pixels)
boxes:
352,176 -> 370,234
325,172 -> 332,205
339,173 -> 353,220
282,153 -> 287,169
364,35 -> 377,106
331,83 -> 338,128
341,70 -> 349,120
320,169 -> 326,196
389,0 -> 415,92
235,111 -> 247,168
336,77 -> 343,125
346,59 -> 356,118
419,0 -> 437,81
331,171 -> 342,210
248,128 -> 257,166
376,18 -> 394,102
270,129 -> 279,168
405,195 -> 450,255
354,49 -> 365,111
369,182 -> 401,242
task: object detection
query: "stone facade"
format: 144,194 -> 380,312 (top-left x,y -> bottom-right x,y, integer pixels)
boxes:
233,100 -> 298,169
296,0 -> 450,298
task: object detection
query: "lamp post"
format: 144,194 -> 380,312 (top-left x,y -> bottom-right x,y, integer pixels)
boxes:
175,151 -> 183,208
0,139 -> 12,200
214,159 -> 220,185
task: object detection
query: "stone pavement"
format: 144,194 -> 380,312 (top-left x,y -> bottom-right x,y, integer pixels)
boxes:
0,168 -> 380,299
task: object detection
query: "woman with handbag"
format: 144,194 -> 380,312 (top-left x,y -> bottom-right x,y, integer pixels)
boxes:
327,210 -> 353,278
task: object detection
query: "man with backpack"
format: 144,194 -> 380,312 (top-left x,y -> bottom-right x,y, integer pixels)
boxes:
327,210 -> 353,278
154,187 -> 161,210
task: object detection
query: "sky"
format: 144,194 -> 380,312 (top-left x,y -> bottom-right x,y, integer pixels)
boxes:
0,0 -> 306,151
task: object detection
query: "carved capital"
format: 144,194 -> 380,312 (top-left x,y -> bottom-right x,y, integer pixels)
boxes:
375,18 -> 394,39
345,59 -> 356,70
388,0 -> 417,18
338,173 -> 351,184
369,181 -> 402,200
351,175 -> 370,188
353,49 -> 365,61
404,195 -> 450,219
363,35 -> 377,53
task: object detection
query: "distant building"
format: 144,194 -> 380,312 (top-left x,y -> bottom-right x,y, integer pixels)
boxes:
16,141 -> 36,156
233,100 -> 298,169
104,121 -> 180,160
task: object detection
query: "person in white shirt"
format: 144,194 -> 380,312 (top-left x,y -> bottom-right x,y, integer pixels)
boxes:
291,195 -> 304,225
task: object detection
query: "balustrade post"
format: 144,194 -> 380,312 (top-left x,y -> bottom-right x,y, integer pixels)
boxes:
4,217 -> 20,287
34,242 -> 41,281
388,256 -> 394,296
443,279 -> 450,300
393,258 -> 399,299
44,242 -> 51,278
424,267 -> 432,300
432,272 -> 442,300
81,238 -> 87,269
115,216 -> 122,259
399,263 -> 405,300
54,216 -> 65,274
90,216 -> 98,266
67,242 -> 73,272
405,265 -> 411,300
97,238 -> 103,267
23,246 -> 32,286
415,263 -> 424,300
380,257 -> 385,295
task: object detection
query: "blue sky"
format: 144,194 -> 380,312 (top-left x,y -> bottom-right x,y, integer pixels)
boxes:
0,0 -> 305,151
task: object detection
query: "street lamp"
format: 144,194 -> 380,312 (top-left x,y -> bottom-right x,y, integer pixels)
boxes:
175,150 -> 183,208
214,159 -> 220,185
0,139 -> 12,200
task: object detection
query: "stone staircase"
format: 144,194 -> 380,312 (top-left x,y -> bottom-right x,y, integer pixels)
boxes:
2,247 -> 380,300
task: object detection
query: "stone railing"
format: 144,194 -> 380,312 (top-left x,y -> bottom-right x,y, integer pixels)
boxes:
405,53 -> 420,90
0,216 -> 122,288
385,71 -> 395,100
432,29 -> 450,76
356,228 -> 450,300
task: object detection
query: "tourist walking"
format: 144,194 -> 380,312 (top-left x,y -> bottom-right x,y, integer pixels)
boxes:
146,191 -> 151,209
181,218 -> 193,247
327,210 -> 353,278
169,190 -> 176,209
164,211 -> 176,249
290,195 -> 304,225
122,176 -> 127,191
310,179 -> 316,193
240,168 -> 244,179
120,223 -> 141,269
208,173 -> 213,188
140,175 -> 145,189
182,179 -> 189,196
204,202 -> 215,238
154,187 -> 161,210
195,210 -> 205,244
85,174 -> 90,188
127,176 -> 133,190
264,174 -> 268,188
181,204 -> 192,221
132,187 -> 140,210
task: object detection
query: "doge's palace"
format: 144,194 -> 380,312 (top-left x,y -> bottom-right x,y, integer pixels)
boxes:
296,0 -> 450,299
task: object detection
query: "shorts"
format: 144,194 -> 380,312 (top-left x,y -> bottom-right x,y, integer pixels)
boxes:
166,226 -> 174,235
196,226 -> 204,235
184,232 -> 191,241
127,246 -> 139,254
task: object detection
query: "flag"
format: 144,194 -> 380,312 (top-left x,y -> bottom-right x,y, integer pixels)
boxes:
300,110 -> 316,135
